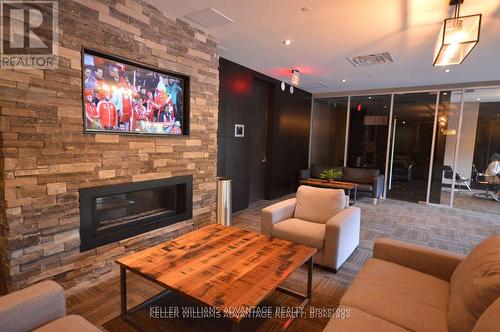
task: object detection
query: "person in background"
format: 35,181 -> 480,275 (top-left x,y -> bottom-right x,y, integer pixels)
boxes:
84,90 -> 99,129
84,68 -> 96,91
97,89 -> 118,130
485,153 -> 500,201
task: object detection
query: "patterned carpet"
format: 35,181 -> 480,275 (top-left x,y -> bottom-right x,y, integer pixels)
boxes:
68,197 -> 500,332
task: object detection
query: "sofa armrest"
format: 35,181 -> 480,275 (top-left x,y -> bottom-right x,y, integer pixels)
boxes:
0,280 -> 66,332
261,198 -> 296,236
299,169 -> 311,180
373,238 -> 465,281
324,207 -> 361,270
371,175 -> 384,198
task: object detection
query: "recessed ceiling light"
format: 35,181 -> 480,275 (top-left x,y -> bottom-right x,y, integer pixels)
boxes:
476,97 -> 481,101
444,69 -> 451,73
341,79 -> 346,83
301,6 -> 311,12
368,96 -> 372,99
443,92 -> 447,95
283,39 -> 291,46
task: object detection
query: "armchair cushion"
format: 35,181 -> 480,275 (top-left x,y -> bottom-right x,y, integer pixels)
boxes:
356,183 -> 373,192
311,164 -> 330,179
471,298 -> 500,332
34,315 -> 101,332
448,235 -> 500,332
373,238 -> 465,281
343,167 -> 379,184
294,186 -> 345,224
0,280 -> 66,332
272,218 -> 325,249
323,307 -> 409,332
341,258 -> 449,332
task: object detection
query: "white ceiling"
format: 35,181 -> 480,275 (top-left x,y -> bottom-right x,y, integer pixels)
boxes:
146,0 -> 500,94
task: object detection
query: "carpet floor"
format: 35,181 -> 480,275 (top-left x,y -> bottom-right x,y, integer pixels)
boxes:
67,196 -> 500,331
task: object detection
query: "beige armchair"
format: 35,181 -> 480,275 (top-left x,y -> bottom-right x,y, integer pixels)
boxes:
262,185 -> 361,271
0,280 -> 99,332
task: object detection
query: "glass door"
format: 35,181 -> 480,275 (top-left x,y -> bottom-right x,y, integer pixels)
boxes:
452,88 -> 500,215
347,95 -> 391,173
428,91 -> 463,206
386,93 -> 438,203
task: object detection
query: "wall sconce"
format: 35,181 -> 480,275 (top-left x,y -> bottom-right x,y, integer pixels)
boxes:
433,0 -> 481,66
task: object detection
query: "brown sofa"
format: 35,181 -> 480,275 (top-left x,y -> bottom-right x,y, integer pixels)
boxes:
0,281 -> 99,332
300,164 -> 384,200
324,236 -> 500,332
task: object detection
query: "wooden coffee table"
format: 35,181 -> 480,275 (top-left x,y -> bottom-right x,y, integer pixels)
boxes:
300,178 -> 358,204
116,224 -> 317,331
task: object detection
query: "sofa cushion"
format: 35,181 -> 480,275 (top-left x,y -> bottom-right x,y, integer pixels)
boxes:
341,258 -> 449,332
294,186 -> 345,224
343,167 -> 379,184
34,315 -> 100,332
272,218 -> 325,249
471,298 -> 500,332
448,235 -> 500,332
356,183 -> 373,192
323,306 -> 409,332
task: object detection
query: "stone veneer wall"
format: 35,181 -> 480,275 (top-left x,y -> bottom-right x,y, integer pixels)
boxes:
0,0 -> 219,293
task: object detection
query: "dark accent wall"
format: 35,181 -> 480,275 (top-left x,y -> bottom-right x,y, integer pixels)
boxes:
218,58 -> 312,212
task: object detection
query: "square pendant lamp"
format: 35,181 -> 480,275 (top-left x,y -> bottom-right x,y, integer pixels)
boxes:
433,0 -> 481,66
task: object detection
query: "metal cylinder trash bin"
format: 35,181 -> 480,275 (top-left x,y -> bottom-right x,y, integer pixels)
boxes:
216,177 -> 232,226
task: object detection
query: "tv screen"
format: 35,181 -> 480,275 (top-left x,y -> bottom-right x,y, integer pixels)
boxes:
82,49 -> 189,135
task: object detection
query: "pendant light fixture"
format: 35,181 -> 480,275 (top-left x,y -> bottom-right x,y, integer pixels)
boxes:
433,0 -> 481,67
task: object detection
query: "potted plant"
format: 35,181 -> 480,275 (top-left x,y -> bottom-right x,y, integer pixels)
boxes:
320,168 -> 343,183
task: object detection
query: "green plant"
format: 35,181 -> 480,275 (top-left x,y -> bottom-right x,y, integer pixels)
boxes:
320,168 -> 343,181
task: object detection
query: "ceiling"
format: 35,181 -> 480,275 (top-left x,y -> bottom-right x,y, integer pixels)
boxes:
146,0 -> 500,94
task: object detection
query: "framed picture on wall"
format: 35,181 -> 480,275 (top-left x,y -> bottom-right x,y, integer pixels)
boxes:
234,124 -> 245,137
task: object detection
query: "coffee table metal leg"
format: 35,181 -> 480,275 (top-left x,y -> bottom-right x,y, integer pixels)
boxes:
307,256 -> 313,298
276,256 -> 313,330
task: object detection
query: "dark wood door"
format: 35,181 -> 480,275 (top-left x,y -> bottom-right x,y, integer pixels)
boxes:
248,80 -> 270,202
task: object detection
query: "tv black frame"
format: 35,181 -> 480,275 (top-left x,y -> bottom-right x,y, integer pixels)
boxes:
81,48 -> 190,137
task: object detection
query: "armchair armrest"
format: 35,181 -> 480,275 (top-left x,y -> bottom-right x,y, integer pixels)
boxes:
0,280 -> 66,332
373,238 -> 465,281
261,198 -> 296,236
299,169 -> 311,180
371,175 -> 384,198
324,207 -> 361,270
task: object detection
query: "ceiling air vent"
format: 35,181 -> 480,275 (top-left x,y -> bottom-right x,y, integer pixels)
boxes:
347,52 -> 394,67
185,8 -> 234,28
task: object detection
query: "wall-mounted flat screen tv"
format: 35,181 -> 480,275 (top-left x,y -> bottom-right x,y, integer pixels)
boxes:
82,49 -> 189,136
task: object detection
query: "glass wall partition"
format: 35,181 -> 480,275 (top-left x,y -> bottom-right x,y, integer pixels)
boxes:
452,88 -> 500,215
386,93 -> 437,203
310,98 -> 348,167
347,95 -> 391,174
310,86 -> 500,215
428,91 -> 463,206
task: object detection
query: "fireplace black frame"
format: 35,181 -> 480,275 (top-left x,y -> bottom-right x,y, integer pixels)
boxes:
79,176 -> 192,252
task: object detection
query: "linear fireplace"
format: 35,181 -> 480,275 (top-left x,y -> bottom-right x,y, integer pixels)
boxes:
79,176 -> 192,251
